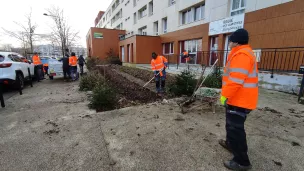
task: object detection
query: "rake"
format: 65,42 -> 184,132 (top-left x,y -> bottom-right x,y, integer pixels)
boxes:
178,59 -> 219,113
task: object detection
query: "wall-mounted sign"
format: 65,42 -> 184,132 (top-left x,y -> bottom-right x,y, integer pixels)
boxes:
94,32 -> 103,39
209,14 -> 245,36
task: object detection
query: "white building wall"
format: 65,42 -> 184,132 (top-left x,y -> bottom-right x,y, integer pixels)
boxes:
96,0 -> 294,36
245,0 -> 293,13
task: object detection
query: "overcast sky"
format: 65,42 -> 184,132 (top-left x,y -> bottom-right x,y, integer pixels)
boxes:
0,0 -> 112,48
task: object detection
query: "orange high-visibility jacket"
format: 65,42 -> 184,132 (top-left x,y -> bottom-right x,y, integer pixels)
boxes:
183,52 -> 190,62
32,55 -> 42,65
222,45 -> 258,110
151,56 -> 168,76
43,63 -> 49,67
69,56 -> 78,66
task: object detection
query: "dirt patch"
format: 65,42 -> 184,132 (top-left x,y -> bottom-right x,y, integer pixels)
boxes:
46,121 -> 58,127
102,67 -> 157,104
273,160 -> 283,166
82,115 -> 92,119
291,141 -> 301,146
112,65 -> 176,86
43,129 -> 60,135
258,107 -> 282,114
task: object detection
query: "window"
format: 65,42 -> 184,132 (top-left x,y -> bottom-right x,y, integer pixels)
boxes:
180,39 -> 202,64
112,0 -> 120,11
138,5 -> 147,19
194,5 -> 205,21
163,43 -> 174,54
133,0 -> 137,7
149,1 -> 153,16
138,26 -> 147,35
168,0 -> 175,6
162,17 -> 167,33
0,55 -> 4,62
181,9 -> 192,25
181,3 -> 205,25
8,54 -> 23,62
106,11 -> 111,20
153,21 -> 158,35
116,23 -> 123,30
134,12 -> 137,24
231,0 -> 245,16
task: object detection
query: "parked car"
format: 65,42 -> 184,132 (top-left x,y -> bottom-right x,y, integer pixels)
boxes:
48,58 -> 63,79
0,52 -> 35,89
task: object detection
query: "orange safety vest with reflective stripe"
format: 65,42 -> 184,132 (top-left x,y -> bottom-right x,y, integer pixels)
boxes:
32,55 -> 42,65
69,56 -> 78,66
151,56 -> 168,76
222,45 -> 258,110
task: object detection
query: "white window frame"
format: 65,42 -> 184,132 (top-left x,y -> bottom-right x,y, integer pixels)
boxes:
154,21 -> 158,35
149,1 -> 153,16
134,12 -> 137,24
162,18 -> 167,33
139,26 -> 147,35
230,0 -> 246,16
163,42 -> 174,55
194,4 -> 205,21
181,9 -> 192,25
138,6 -> 147,19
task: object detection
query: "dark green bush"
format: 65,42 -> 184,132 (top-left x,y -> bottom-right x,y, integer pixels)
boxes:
203,67 -> 222,88
89,83 -> 117,111
168,70 -> 197,96
86,57 -> 104,71
106,48 -> 122,65
79,71 -> 104,91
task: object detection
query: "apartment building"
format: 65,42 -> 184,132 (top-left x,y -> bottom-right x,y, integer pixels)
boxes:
90,0 -> 304,66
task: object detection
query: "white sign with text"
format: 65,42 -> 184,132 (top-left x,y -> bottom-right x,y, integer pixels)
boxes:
209,14 -> 245,36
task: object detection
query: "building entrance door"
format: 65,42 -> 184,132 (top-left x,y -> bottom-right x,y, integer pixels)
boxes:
209,36 -> 218,66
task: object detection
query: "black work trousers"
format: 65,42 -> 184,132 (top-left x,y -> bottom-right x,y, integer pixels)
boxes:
226,105 -> 251,166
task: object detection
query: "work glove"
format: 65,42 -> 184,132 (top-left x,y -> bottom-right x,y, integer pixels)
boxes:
154,71 -> 158,77
220,95 -> 228,106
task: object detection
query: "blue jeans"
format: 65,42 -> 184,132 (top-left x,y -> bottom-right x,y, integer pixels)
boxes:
70,66 -> 77,80
155,70 -> 166,93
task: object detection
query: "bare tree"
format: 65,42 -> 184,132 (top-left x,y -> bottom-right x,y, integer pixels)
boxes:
2,9 -> 37,54
0,44 -> 13,51
45,6 -> 79,57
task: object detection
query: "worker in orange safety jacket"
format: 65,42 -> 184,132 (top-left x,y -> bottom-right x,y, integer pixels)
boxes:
69,52 -> 78,81
218,29 -> 258,170
43,63 -> 49,76
151,52 -> 168,96
32,52 -> 43,81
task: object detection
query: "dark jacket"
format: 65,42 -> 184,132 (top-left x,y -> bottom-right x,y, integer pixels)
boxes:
78,56 -> 85,65
62,57 -> 69,71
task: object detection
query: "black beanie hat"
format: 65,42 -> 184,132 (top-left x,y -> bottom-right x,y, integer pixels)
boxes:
229,29 -> 249,45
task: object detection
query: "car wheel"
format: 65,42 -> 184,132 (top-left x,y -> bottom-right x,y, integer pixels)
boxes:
14,73 -> 24,90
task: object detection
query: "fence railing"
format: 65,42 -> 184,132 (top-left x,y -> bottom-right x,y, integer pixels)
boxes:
164,47 -> 304,76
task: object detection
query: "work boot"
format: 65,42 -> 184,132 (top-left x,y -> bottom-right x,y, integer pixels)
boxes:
224,160 -> 252,170
219,139 -> 232,152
